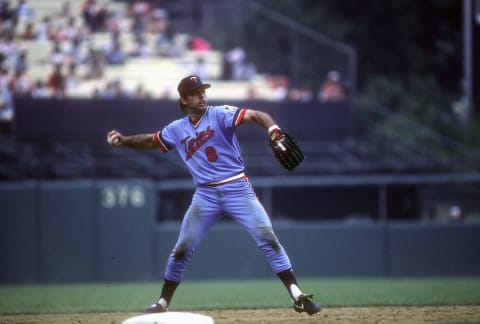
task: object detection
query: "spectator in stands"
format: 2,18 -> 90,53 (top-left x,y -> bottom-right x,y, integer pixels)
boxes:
0,84 -> 13,121
9,68 -> 32,97
59,1 -> 72,20
83,46 -> 105,79
51,24 -> 69,43
46,63 -> 66,98
19,21 -> 35,39
130,0 -> 150,37
101,80 -> 116,98
113,78 -> 129,98
99,78 -> 128,99
131,12 -> 147,36
0,32 -> 18,66
73,18 -> 91,43
246,82 -> 258,100
269,75 -> 289,102
48,40 -> 67,66
13,0 -> 33,42
189,35 -> 211,52
0,62 -> 7,84
81,0 -> 94,29
154,24 -> 173,57
52,18 -> 85,44
14,0 -> 34,25
0,1 -> 16,35
129,0 -> 151,15
318,70 -> 346,103
13,48 -> 28,72
36,16 -> 53,42
102,29 -> 120,54
223,46 -> 246,81
65,36 -> 85,66
0,66 -> 13,121
0,1 -> 14,20
129,0 -> 151,36
81,0 -> 107,32
449,205 -> 465,223
105,41 -> 126,65
64,17 -> 80,41
192,57 -> 209,81
30,79 -> 49,98
148,7 -> 168,34
242,60 -> 257,81
129,34 -> 151,58
129,0 -> 151,16
289,85 -> 314,103
104,8 -> 122,33
65,63 -> 79,95
12,47 -> 27,74
132,82 -> 151,99
91,86 -> 100,98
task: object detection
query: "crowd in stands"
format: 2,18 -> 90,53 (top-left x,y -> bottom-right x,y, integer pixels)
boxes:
317,70 -> 346,103
0,0 -> 175,121
261,70 -> 347,103
0,0 -> 348,123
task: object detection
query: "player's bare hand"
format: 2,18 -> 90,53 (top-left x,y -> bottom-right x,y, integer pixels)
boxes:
107,130 -> 122,146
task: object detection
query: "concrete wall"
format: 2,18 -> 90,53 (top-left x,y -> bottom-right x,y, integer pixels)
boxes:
1,180 -> 479,283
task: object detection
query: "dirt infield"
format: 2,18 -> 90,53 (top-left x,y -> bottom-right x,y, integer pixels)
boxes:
1,306 -> 479,323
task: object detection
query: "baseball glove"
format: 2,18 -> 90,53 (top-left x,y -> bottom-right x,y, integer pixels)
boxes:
268,128 -> 304,171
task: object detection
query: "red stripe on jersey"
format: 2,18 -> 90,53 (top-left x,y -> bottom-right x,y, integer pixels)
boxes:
235,108 -> 247,127
154,131 -> 169,153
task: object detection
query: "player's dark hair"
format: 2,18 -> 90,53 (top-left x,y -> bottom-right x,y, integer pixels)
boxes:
178,98 -> 187,113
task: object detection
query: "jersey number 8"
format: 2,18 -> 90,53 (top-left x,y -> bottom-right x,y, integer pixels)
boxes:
205,146 -> 218,162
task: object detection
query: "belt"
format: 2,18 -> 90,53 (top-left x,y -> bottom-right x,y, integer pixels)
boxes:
204,172 -> 246,187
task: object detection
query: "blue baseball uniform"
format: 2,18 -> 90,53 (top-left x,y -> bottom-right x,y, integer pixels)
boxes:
154,105 -> 292,282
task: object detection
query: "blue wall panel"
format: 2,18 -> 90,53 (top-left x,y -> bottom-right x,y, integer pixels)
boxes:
0,182 -> 37,283
389,223 -> 480,276
277,223 -> 385,277
38,181 -> 95,282
95,180 -> 156,281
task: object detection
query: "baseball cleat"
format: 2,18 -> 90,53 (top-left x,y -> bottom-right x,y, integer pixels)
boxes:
293,293 -> 321,315
144,302 -> 167,313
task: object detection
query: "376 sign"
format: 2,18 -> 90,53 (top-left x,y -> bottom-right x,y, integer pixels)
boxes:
100,185 -> 146,208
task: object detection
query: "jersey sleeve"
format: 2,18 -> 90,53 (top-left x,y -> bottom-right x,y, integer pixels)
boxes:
215,105 -> 247,129
154,123 -> 176,153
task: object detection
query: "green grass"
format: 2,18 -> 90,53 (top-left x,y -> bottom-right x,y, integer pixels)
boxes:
1,278 -> 480,315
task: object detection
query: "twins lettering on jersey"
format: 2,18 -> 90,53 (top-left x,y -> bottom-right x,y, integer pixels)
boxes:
182,126 -> 215,161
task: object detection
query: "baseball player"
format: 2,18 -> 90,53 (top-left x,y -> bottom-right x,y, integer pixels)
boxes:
107,75 -> 321,315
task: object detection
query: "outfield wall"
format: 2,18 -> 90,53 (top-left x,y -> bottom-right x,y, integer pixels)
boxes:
1,180 -> 479,283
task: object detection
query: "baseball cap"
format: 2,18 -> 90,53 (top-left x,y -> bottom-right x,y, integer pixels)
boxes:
177,75 -> 211,97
